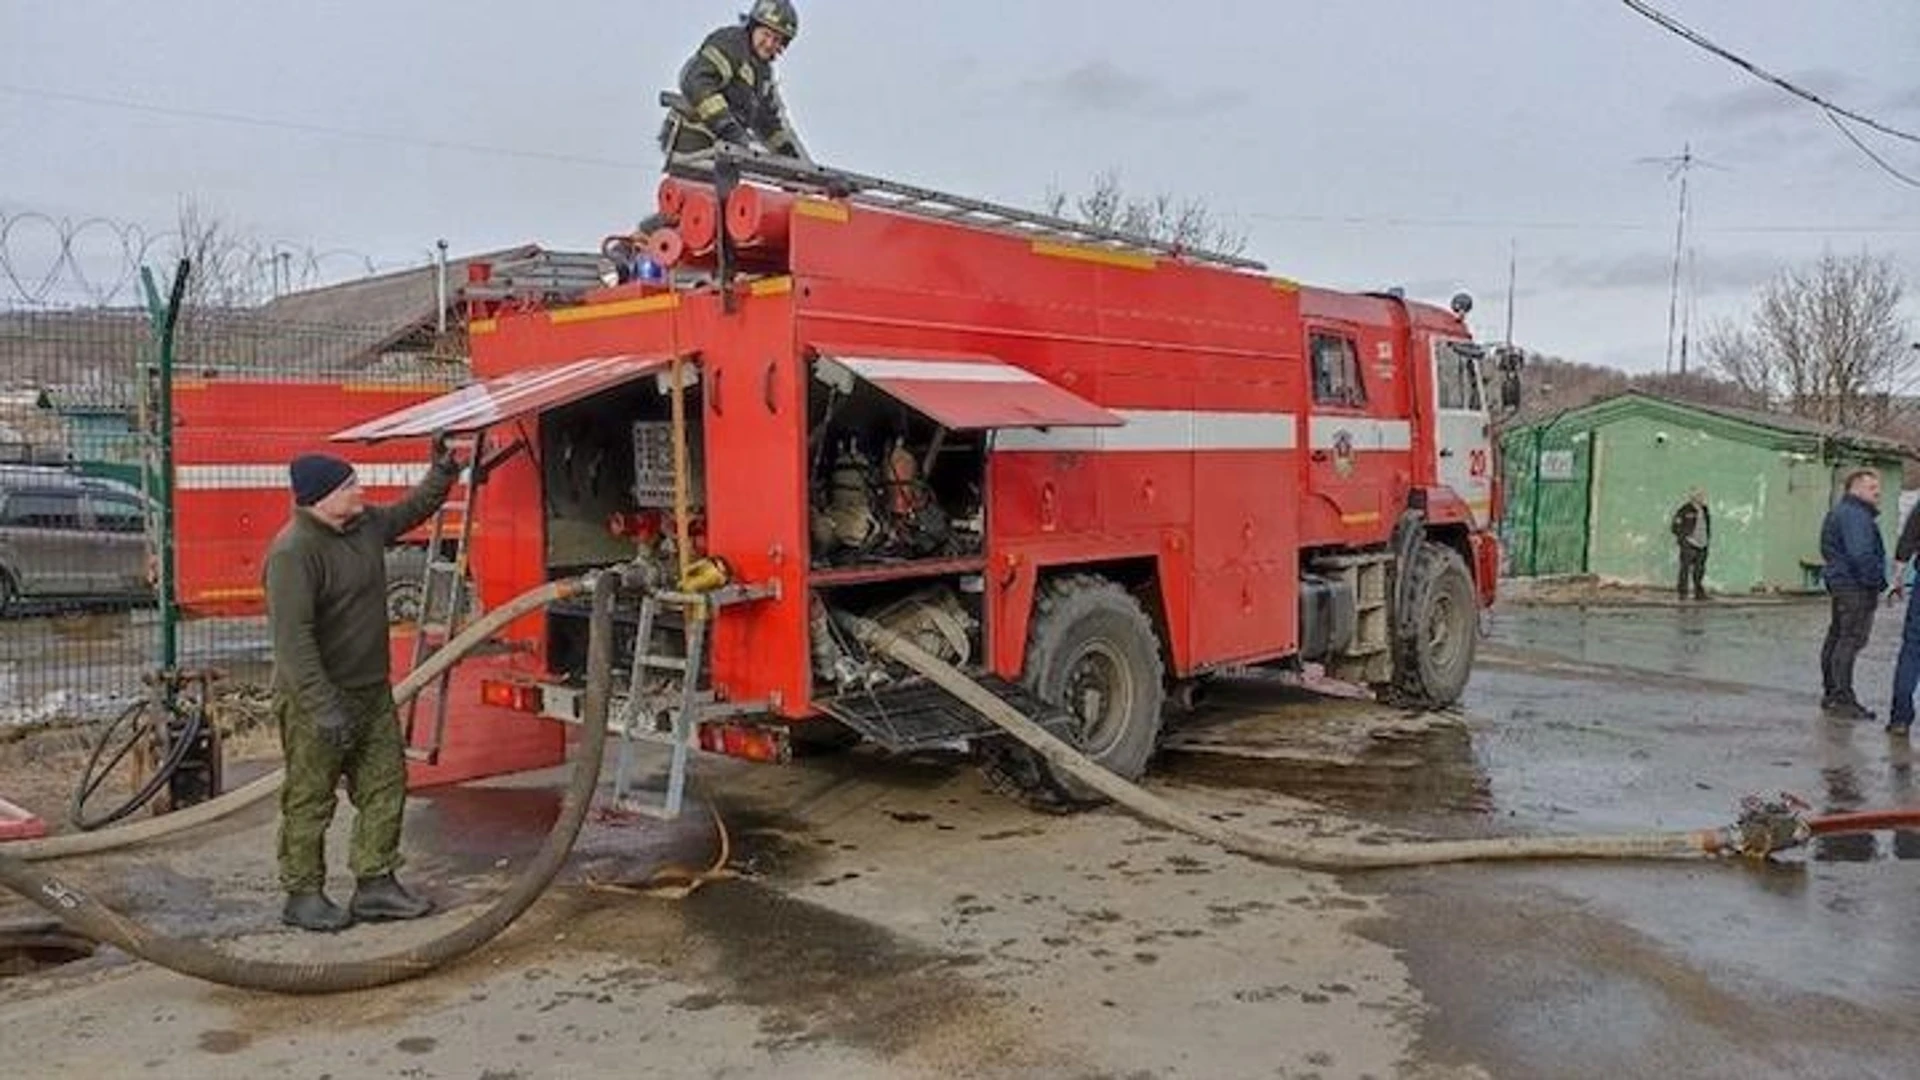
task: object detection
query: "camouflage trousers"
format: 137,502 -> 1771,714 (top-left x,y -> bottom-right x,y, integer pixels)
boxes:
274,683 -> 407,893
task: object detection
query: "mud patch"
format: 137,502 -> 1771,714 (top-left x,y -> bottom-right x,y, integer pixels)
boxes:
684,877 -> 984,1055
195,1029 -> 251,1054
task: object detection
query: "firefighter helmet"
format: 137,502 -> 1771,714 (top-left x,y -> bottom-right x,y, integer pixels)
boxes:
745,0 -> 799,42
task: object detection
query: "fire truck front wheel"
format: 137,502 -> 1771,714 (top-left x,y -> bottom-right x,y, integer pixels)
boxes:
1396,542 -> 1478,708
985,574 -> 1167,809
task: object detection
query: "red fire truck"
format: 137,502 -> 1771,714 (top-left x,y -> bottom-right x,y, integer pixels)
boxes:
331,152 -> 1513,808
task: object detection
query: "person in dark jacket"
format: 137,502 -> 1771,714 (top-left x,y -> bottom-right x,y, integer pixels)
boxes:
1669,488 -> 1711,601
660,0 -> 809,162
1819,469 -> 1888,720
1885,498 -> 1920,736
264,435 -> 462,932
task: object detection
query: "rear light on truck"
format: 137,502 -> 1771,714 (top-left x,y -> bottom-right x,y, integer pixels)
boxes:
480,679 -> 544,713
697,722 -> 791,764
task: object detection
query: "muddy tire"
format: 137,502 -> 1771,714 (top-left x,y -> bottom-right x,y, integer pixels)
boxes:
386,580 -> 424,625
979,574 -> 1166,809
1394,542 -> 1477,708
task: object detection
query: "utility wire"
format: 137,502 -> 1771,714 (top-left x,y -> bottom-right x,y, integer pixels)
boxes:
1823,111 -> 1920,190
10,77 -> 1916,226
1618,0 -> 1920,145
0,83 -> 648,171
1239,210 -> 1920,235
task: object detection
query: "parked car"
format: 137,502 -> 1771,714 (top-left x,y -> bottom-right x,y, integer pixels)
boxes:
0,466 -> 155,615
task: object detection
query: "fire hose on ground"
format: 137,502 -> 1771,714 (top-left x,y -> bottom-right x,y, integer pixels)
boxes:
841,616 -> 1920,869
3,577 -> 1918,994
0,571 -> 616,993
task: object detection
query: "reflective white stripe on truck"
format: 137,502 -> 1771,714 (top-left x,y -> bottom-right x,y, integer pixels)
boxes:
1307,417 -> 1413,451
175,463 -> 430,490
994,409 -> 1300,452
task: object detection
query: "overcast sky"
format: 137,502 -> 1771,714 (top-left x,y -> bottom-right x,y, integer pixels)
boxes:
3,1 -> 1916,371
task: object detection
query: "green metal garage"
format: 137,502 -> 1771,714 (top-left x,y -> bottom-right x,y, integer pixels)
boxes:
1501,391 -> 1909,593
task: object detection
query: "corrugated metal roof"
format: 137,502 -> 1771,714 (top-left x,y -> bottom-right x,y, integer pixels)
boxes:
331,354 -> 673,441
817,352 -> 1122,431
254,246 -> 600,372
1517,390 -> 1917,458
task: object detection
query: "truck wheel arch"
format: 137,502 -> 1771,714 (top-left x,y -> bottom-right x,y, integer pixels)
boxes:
991,553 -> 1176,683
982,571 -> 1169,808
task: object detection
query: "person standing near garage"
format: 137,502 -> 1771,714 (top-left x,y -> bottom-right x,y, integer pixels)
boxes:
264,433 -> 462,932
1669,487 -> 1711,601
1819,469 -> 1888,721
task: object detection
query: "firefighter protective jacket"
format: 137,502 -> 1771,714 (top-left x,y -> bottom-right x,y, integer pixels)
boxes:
665,25 -> 806,159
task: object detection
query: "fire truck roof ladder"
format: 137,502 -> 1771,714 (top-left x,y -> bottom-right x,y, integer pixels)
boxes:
668,142 -> 1268,273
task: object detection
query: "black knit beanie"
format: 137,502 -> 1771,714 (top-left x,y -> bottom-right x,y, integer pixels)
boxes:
289,454 -> 355,507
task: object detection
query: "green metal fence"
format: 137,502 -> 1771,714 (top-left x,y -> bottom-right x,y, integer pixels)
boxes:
0,297 -> 466,728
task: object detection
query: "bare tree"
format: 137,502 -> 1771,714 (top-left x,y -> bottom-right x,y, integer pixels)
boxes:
1703,252 -> 1912,426
1696,318 -> 1770,404
1044,169 -> 1249,256
163,198 -> 323,311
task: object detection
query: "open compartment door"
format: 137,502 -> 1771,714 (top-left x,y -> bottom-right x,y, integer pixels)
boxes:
331,354 -> 677,441
811,349 -> 1121,431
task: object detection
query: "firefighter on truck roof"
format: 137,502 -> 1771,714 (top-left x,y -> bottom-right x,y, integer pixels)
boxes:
660,0 -> 810,163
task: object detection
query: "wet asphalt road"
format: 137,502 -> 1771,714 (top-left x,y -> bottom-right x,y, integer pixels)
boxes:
1369,599 -> 1920,1079
6,597 -> 1920,1078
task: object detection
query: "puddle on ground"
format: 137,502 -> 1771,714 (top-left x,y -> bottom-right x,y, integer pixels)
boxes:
407,785 -> 563,876
1160,678 -> 1492,821
0,920 -> 95,978
406,785 -> 823,894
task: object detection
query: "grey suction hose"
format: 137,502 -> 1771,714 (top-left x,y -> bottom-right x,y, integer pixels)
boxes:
9,575 -> 589,864
0,571 -> 616,993
845,617 -> 1735,869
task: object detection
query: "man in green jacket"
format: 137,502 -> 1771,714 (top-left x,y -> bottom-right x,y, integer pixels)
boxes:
264,435 -> 461,932
660,0 -> 809,162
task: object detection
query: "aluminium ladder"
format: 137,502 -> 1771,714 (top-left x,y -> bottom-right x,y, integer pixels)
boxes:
663,138 -> 1267,273
400,431 -> 483,764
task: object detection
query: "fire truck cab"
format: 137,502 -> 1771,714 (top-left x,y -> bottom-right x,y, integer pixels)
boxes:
337,155 -> 1511,808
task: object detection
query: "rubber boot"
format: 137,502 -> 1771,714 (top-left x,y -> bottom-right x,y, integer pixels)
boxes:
350,873 -> 433,922
282,892 -> 352,933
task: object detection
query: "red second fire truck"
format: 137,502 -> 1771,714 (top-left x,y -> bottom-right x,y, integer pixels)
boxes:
331,151 -> 1514,810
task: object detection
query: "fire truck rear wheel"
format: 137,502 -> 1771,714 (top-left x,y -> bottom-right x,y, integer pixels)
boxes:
386,580 -> 424,625
1396,542 -> 1477,708
983,574 -> 1166,809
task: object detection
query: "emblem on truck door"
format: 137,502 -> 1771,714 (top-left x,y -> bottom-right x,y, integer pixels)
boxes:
1332,430 -> 1356,476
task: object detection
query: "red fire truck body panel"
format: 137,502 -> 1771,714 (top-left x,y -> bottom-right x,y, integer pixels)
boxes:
454,187 -> 1499,725
172,379 -> 451,617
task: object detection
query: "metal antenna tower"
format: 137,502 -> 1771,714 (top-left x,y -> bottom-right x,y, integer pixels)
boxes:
1637,143 -> 1728,374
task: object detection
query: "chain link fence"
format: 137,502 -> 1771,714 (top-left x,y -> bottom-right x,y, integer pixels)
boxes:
0,299 -> 467,728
